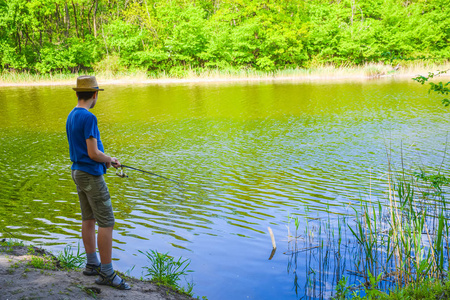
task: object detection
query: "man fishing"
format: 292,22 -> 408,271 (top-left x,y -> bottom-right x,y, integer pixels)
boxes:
66,75 -> 130,290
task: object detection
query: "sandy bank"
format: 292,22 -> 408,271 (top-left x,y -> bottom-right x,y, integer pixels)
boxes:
0,245 -> 195,300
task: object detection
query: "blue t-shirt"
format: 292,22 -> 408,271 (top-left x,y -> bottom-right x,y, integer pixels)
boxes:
66,107 -> 106,176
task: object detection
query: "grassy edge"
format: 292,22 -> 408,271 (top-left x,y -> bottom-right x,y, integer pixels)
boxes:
1,62 -> 449,86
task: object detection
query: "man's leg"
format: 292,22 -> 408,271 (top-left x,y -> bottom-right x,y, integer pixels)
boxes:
86,175 -> 130,289
82,219 -> 97,254
97,225 -> 129,289
72,170 -> 100,272
82,219 -> 101,273
97,226 -> 113,264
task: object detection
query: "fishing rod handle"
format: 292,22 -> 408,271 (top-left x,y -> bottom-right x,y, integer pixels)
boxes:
110,161 -> 123,168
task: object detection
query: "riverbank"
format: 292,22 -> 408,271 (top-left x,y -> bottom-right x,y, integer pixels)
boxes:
0,244 -> 195,300
1,63 -> 449,87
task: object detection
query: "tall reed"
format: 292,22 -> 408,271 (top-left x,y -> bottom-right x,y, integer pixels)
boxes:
348,167 -> 450,291
284,165 -> 450,298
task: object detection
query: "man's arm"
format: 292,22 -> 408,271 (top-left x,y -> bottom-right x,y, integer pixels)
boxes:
86,137 -> 120,168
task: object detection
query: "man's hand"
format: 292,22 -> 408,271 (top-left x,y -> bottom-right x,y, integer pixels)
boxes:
110,158 -> 121,168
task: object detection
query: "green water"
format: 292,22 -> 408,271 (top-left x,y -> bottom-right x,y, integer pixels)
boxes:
1,78 -> 449,299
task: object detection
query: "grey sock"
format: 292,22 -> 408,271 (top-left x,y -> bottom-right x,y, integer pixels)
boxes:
86,252 -> 100,266
101,263 -> 114,276
101,263 -> 123,285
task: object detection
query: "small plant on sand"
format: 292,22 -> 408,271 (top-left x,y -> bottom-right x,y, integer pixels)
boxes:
124,264 -> 136,277
77,285 -> 101,299
0,238 -> 24,252
139,249 -> 193,294
27,245 -> 36,255
28,255 -> 57,270
57,244 -> 85,270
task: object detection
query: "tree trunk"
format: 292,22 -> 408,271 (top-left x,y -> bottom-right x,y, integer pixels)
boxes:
64,2 -> 70,37
72,1 -> 79,38
16,29 -> 22,52
93,0 -> 98,38
214,0 -> 219,13
55,4 -> 59,28
87,1 -> 95,35
55,4 -> 61,42
79,7 -> 84,39
101,24 -> 109,55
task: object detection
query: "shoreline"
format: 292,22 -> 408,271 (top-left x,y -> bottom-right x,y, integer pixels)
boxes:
1,66 -> 449,87
0,73 -> 436,88
0,244 -> 195,300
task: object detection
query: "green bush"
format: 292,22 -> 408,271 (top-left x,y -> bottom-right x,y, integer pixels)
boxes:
0,0 -> 449,74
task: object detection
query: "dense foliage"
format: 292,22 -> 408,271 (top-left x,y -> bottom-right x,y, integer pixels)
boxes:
0,0 -> 449,74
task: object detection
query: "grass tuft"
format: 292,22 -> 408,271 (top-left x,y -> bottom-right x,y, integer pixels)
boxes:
57,244 -> 86,270
139,249 -> 194,296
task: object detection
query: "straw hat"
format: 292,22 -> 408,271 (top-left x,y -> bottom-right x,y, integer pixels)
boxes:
72,75 -> 104,92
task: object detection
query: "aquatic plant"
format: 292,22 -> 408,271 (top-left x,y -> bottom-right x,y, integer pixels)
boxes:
284,164 -> 450,298
139,249 -> 193,295
339,164 -> 450,296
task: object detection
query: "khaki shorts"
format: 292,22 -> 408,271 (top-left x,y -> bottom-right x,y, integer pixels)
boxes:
71,170 -> 115,228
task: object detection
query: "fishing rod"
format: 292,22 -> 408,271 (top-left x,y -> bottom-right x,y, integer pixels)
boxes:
111,162 -> 183,185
